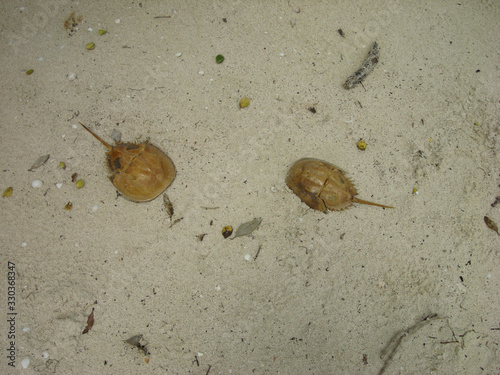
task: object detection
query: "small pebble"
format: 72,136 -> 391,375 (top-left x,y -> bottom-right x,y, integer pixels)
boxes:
91,205 -> 98,212
198,70 -> 204,75
244,254 -> 252,261
23,326 -> 30,331
31,180 -> 43,188
175,52 -> 182,57
68,73 -> 77,81
56,183 -> 63,189
115,19 -> 121,24
21,358 -> 30,369
87,27 -> 93,32
42,351 -> 49,359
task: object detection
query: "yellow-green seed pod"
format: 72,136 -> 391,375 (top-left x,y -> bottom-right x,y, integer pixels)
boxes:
239,97 -> 250,108
65,202 -> 73,211
3,187 -> 13,198
357,140 -> 367,150
75,179 -> 85,189
86,42 -> 95,50
98,30 -> 107,35
26,69 -> 34,75
59,162 -> 66,169
412,188 -> 418,195
222,225 -> 233,239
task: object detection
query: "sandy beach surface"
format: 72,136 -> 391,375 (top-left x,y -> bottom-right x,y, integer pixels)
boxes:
1,1 -> 499,374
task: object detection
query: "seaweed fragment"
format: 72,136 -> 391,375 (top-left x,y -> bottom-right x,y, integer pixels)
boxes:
343,42 -> 379,89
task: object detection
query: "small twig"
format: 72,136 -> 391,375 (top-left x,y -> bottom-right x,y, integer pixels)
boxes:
254,244 -> 262,261
440,327 -> 459,344
206,364 -> 212,375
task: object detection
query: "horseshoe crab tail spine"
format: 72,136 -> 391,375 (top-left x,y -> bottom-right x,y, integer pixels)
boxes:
352,197 -> 394,209
79,122 -> 113,150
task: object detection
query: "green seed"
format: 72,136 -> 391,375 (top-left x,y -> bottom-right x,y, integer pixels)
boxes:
26,69 -> 34,75
59,162 -> 66,169
98,30 -> 107,35
86,42 -> 95,50
64,202 -> 73,211
239,97 -> 250,108
216,54 -> 224,64
75,179 -> 85,189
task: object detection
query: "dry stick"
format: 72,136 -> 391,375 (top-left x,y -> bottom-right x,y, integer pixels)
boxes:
378,313 -> 439,375
254,244 -> 262,261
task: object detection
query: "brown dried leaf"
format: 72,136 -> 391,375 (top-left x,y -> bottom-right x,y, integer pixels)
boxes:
484,216 -> 499,235
163,193 -> 174,220
82,307 -> 94,334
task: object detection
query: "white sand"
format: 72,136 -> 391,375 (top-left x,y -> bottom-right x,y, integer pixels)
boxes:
1,1 -> 499,374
